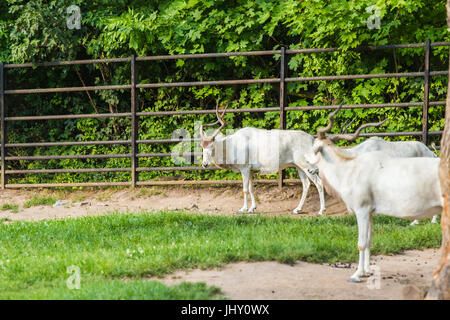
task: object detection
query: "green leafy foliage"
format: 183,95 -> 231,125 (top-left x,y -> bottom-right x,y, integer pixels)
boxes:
0,0 -> 447,183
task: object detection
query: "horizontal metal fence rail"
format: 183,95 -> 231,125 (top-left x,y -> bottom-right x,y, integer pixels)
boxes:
0,40 -> 448,188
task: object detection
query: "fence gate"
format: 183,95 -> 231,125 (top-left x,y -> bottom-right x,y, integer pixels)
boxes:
0,40 -> 447,189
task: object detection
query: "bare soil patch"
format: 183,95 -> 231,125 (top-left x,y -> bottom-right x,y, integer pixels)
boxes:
157,249 -> 439,300
0,184 -> 347,222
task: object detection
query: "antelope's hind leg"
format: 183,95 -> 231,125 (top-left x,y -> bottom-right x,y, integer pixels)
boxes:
238,168 -> 250,213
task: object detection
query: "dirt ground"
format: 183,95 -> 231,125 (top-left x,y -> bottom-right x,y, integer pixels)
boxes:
0,184 -> 347,221
158,249 -> 439,300
0,185 -> 440,300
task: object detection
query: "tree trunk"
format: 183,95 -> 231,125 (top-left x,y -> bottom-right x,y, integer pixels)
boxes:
425,0 -> 450,300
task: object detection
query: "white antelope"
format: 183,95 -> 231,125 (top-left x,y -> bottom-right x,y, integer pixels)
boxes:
346,137 -> 439,225
200,101 -> 325,215
304,107 -> 443,282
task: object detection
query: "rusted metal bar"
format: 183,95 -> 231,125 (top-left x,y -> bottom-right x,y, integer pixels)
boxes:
278,47 -> 287,189
137,78 -> 279,89
279,47 -> 287,131
4,57 -> 131,69
320,130 -> 443,138
430,71 -> 449,76
6,140 -> 131,147
6,166 -> 219,174
135,70 -> 447,90
5,179 -> 306,188
5,84 -> 131,95
6,182 -> 131,188
286,102 -> 424,112
430,42 -> 450,47
286,72 -> 424,83
6,168 -> 131,174
135,179 -> 280,186
131,55 -> 138,187
137,107 -> 279,117
136,166 -> 220,172
5,113 -> 131,121
5,154 -> 131,161
284,102 -> 447,118
6,166 -> 222,174
136,152 -> 202,158
137,138 -> 201,144
286,42 -> 450,55
423,39 -> 431,145
136,50 -> 281,61
135,179 -> 305,186
0,62 -> 5,189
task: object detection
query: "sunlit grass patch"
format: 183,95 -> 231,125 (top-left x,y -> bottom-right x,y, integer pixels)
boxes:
0,211 -> 441,299
1,203 -> 19,213
23,196 -> 57,208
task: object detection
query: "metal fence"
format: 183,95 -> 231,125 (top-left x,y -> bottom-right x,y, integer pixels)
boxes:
0,40 -> 448,189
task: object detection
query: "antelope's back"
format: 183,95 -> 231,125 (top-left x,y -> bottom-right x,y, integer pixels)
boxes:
351,137 -> 436,158
225,127 -> 313,173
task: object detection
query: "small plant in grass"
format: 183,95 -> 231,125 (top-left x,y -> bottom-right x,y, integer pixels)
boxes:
1,203 -> 19,213
23,196 -> 57,208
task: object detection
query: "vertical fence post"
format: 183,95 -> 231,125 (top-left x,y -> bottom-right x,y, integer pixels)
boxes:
0,62 -> 6,190
278,47 -> 287,190
130,55 -> 138,187
422,39 -> 431,145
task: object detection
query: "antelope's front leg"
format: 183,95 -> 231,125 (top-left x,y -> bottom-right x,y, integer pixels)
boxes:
238,169 -> 250,213
304,170 -> 325,216
349,209 -> 372,282
293,169 -> 310,214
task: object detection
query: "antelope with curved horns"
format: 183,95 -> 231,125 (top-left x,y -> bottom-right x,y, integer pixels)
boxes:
304,106 -> 442,282
200,99 -> 325,215
319,106 -> 439,225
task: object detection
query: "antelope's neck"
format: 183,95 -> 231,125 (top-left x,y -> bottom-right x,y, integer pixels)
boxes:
212,138 -> 227,165
317,145 -> 352,194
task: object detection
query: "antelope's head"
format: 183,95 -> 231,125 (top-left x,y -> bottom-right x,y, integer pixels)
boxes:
200,99 -> 228,168
304,105 -> 387,166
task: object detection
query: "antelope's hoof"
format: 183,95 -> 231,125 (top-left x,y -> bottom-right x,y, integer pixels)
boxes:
348,277 -> 361,283
248,207 -> 256,213
292,208 -> 302,214
410,220 -> 419,226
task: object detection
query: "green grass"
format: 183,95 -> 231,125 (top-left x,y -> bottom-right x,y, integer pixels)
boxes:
0,211 -> 441,299
1,279 -> 223,300
1,203 -> 19,213
23,196 -> 57,208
